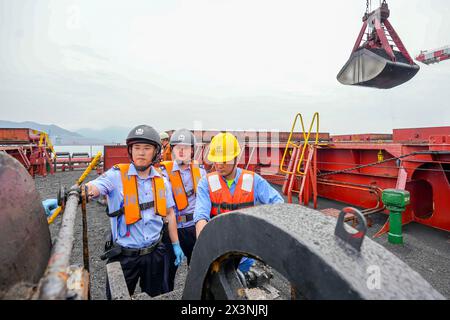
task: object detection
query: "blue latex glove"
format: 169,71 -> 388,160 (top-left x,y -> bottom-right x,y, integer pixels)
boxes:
172,242 -> 186,267
42,198 -> 58,217
238,257 -> 255,273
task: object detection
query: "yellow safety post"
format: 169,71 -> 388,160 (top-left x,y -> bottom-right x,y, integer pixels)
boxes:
77,152 -> 102,185
47,206 -> 62,225
47,151 -> 102,224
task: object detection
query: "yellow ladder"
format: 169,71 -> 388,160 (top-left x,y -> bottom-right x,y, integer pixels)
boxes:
280,113 -> 320,208
280,112 -> 320,175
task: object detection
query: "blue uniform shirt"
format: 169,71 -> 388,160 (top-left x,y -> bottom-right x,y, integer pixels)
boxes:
194,167 -> 284,224
160,162 -> 207,229
90,164 -> 175,249
193,167 -> 284,273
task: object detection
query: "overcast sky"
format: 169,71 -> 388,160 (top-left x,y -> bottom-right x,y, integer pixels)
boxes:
0,0 -> 449,135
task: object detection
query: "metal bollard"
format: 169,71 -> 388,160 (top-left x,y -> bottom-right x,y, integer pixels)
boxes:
382,189 -> 410,245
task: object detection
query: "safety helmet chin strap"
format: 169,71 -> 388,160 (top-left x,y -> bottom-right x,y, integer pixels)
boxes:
133,163 -> 152,172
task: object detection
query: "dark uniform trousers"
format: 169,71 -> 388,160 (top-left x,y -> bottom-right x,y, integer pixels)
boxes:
162,223 -> 197,292
106,242 -> 167,299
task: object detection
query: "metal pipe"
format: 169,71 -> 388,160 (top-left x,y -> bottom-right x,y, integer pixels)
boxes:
81,188 -> 90,299
38,185 -> 80,300
317,179 -> 385,214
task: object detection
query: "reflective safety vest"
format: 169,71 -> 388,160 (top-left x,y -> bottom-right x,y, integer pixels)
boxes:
160,161 -> 202,211
107,163 -> 167,225
207,170 -> 255,217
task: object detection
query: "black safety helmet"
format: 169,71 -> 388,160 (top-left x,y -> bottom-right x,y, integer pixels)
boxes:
126,125 -> 162,162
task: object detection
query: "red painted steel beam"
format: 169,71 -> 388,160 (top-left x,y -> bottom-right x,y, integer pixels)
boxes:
352,21 -> 368,53
0,128 -> 36,144
383,19 -> 414,64
190,130 -> 330,144
331,134 -> 393,142
393,126 -> 450,143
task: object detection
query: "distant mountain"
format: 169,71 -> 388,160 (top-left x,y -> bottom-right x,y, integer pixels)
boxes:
0,120 -> 82,137
0,120 -> 107,145
75,126 -> 128,144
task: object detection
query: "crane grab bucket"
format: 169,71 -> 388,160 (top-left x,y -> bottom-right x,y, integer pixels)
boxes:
337,2 -> 419,89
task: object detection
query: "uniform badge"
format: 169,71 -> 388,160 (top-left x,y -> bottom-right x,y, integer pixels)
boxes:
135,128 -> 144,135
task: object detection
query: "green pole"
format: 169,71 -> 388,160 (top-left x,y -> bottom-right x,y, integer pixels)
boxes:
388,207 -> 404,244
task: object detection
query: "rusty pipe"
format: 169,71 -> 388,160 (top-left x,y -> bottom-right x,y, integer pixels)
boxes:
317,179 -> 385,214
38,185 -> 80,300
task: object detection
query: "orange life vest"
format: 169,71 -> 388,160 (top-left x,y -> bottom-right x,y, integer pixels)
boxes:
160,161 -> 202,211
207,170 -> 255,217
109,163 -> 167,225
162,144 -> 172,161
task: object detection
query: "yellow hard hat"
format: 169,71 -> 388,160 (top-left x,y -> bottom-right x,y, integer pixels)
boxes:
207,132 -> 241,163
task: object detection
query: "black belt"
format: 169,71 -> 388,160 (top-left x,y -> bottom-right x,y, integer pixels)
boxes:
120,242 -> 160,257
211,202 -> 254,211
101,227 -> 164,261
120,229 -> 163,257
101,242 -> 160,260
120,230 -> 163,257
107,201 -> 154,218
177,213 -> 194,223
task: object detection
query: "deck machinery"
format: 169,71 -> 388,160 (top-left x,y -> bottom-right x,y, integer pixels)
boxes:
0,128 -> 55,177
